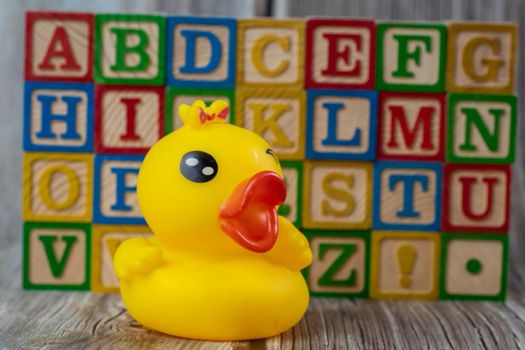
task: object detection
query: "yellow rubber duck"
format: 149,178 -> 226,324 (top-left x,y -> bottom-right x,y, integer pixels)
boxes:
114,100 -> 312,341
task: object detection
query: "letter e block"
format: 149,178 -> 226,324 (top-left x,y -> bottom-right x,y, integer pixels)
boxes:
279,161 -> 303,227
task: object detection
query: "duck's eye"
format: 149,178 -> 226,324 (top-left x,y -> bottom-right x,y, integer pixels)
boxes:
180,151 -> 218,183
266,148 -> 279,164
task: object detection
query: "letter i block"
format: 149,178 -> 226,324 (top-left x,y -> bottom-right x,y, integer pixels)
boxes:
446,94 -> 517,164
93,154 -> 145,225
440,234 -> 508,300
306,231 -> 370,298
373,161 -> 442,231
166,17 -> 236,88
25,12 -> 93,82
23,153 -> 93,222
236,89 -> 305,160
446,23 -> 517,94
305,18 -> 375,89
306,90 -> 377,160
370,231 -> 440,300
94,85 -> 165,154
303,161 -> 372,230
165,87 -> 235,133
376,23 -> 446,92
91,225 -> 152,292
237,19 -> 304,88
94,14 -> 166,85
442,164 -> 510,233
23,221 -> 90,290
279,161 -> 303,227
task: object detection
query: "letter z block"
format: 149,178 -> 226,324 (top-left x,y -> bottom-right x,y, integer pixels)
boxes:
279,161 -> 303,227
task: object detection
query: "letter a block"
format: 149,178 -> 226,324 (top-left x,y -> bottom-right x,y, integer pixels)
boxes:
93,154 -> 145,225
94,85 -> 165,154
95,14 -> 166,85
25,12 -> 93,82
167,17 -> 236,88
442,164 -> 510,233
279,161 -> 303,227
23,221 -> 90,290
446,23 -> 517,94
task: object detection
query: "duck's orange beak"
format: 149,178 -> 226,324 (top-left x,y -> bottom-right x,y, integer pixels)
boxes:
219,171 -> 286,253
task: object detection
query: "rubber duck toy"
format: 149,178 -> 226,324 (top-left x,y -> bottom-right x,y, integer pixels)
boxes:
114,100 -> 312,341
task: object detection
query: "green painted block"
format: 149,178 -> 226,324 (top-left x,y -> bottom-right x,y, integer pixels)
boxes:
376,22 -> 446,92
279,161 -> 303,228
446,93 -> 517,164
439,233 -> 508,301
23,221 -> 91,291
94,14 -> 166,85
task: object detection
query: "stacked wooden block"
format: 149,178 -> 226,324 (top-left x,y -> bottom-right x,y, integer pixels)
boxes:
22,11 -> 517,300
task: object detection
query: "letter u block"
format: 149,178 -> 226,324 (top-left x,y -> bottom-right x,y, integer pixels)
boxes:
94,14 -> 166,85
25,12 -> 94,82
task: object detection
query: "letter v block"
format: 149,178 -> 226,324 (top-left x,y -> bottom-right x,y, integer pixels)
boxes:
23,221 -> 90,290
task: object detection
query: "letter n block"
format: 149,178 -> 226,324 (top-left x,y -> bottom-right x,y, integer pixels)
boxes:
23,221 -> 90,290
446,23 -> 517,93
93,154 -> 145,225
167,17 -> 236,88
305,18 -> 375,89
279,161 -> 303,227
94,86 -> 164,154
94,14 -> 166,85
25,12 -> 93,82
442,164 -> 510,233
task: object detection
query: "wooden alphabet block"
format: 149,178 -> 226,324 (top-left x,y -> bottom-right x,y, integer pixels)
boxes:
93,154 -> 145,225
373,161 -> 442,231
25,12 -> 94,82
377,93 -> 445,161
23,221 -> 91,290
446,23 -> 517,94
166,16 -> 236,88
94,14 -> 166,85
306,89 -> 377,160
279,161 -> 303,227
442,164 -> 510,233
237,19 -> 304,88
91,224 -> 152,292
236,89 -> 305,160
440,233 -> 507,300
376,23 -> 446,92
94,85 -> 165,154
370,230 -> 440,300
23,153 -> 93,222
305,18 -> 375,89
446,93 -> 517,164
306,230 -> 370,298
303,161 -> 372,230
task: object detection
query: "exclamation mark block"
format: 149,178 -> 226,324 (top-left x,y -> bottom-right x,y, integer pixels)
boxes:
397,243 -> 416,288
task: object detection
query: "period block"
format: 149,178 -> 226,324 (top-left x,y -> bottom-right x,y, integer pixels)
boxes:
94,85 -> 165,154
376,23 -> 446,92
23,221 -> 91,290
440,233 -> 508,300
236,89 -> 305,160
370,230 -> 440,300
279,161 -> 303,227
373,161 -> 442,231
305,18 -> 375,89
442,164 -> 510,233
306,230 -> 370,298
306,90 -> 378,160
377,92 -> 445,161
166,17 -> 236,88
94,14 -> 166,85
237,19 -> 304,88
446,23 -> 517,94
23,153 -> 93,222
93,154 -> 145,225
446,93 -> 517,164
303,161 -> 372,230
25,12 -> 94,82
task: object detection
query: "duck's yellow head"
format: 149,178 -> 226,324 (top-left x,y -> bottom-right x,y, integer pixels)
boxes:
137,100 -> 285,254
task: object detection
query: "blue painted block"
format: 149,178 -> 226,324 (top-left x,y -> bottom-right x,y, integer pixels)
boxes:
166,16 -> 236,88
372,161 -> 442,231
23,82 -> 94,153
306,89 -> 378,160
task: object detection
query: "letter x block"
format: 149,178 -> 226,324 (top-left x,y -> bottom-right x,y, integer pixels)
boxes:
279,161 -> 303,227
